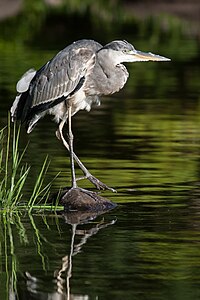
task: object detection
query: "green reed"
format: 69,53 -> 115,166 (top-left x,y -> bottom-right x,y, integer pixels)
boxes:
0,211 -> 56,299
0,117 -> 59,211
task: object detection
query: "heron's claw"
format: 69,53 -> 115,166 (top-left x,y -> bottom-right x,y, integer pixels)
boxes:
76,174 -> 116,192
87,175 -> 116,193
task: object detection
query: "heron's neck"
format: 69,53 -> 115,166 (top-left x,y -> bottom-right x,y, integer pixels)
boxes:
97,51 -> 129,94
97,50 -> 120,73
85,51 -> 129,96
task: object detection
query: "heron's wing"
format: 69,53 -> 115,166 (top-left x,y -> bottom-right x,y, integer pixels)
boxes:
30,47 -> 96,108
11,68 -> 36,121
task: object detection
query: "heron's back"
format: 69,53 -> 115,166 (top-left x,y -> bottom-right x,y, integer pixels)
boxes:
11,39 -> 103,132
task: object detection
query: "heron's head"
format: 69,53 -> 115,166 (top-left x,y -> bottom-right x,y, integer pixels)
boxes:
101,40 -> 171,63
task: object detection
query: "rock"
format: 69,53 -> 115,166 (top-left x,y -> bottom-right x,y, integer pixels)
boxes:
60,187 -> 117,212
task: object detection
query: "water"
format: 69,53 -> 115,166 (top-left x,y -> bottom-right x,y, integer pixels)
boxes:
3,205 -> 200,300
1,15 -> 200,300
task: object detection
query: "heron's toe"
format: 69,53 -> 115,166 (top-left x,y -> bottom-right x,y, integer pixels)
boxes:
87,175 -> 117,193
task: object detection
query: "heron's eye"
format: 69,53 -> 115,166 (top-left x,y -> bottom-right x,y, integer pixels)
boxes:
123,49 -> 130,54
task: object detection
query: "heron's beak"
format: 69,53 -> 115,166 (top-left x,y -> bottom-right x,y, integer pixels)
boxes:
130,49 -> 171,62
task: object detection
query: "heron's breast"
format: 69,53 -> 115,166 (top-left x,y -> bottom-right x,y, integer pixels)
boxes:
48,89 -> 95,122
48,102 -> 67,123
70,90 -> 93,114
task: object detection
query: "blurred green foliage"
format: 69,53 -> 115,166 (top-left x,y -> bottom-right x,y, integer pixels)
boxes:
0,0 -> 199,198
0,3 -> 200,299
0,0 -> 198,47
0,0 -> 199,90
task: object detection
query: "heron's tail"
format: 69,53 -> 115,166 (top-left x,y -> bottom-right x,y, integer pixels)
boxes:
11,68 -> 36,124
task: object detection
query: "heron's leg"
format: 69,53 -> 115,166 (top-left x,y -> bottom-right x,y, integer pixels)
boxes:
56,120 -> 116,192
68,106 -> 77,189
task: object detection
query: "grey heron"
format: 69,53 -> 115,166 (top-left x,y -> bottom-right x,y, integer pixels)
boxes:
11,39 -> 170,193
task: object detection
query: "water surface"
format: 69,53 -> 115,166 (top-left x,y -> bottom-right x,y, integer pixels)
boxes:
0,18 -> 200,300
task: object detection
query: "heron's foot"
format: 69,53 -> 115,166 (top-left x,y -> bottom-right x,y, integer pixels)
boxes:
77,174 -> 116,193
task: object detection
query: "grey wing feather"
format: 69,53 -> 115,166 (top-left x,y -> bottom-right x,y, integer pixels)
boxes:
30,46 -> 96,108
16,68 -> 36,93
11,68 -> 36,121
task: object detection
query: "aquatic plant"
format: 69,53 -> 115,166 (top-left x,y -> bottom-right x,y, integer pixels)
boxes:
0,211 -> 55,299
0,117 -> 56,211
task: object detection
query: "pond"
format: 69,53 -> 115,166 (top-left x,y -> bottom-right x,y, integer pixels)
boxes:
0,6 -> 200,300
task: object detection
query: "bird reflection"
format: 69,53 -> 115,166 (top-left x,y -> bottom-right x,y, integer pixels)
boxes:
24,210 -> 116,300
55,210 -> 117,299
